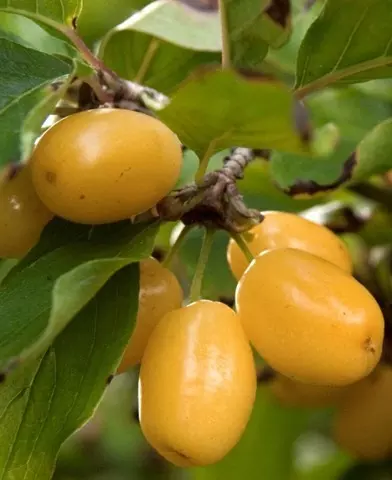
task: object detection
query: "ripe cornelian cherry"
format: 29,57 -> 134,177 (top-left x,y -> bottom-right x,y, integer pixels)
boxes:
0,165 -> 53,258
268,374 -> 350,408
117,257 -> 183,373
227,211 -> 352,280
139,300 -> 256,467
31,109 -> 182,224
236,248 -> 384,386
333,366 -> 392,460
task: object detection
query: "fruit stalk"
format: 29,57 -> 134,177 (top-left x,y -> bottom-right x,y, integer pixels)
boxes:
189,228 -> 215,302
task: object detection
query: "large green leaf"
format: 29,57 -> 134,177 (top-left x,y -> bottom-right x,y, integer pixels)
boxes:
100,29 -> 219,94
0,264 -> 139,480
0,219 -> 158,377
158,69 -> 307,159
0,12 -> 73,55
77,0 -> 152,45
108,0 -> 221,52
0,38 -> 72,167
295,0 -> 392,97
0,0 -> 81,25
220,0 -> 292,71
192,387 -> 309,480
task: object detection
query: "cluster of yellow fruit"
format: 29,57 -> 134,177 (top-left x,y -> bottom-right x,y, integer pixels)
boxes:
0,108 -> 388,465
116,211 -> 386,467
0,109 -> 183,258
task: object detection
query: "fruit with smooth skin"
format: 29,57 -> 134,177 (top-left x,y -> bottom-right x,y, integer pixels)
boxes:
227,211 -> 352,280
31,109 -> 182,224
0,165 -> 53,258
117,257 -> 183,373
268,374 -> 349,408
139,300 -> 256,467
333,366 -> 392,460
236,248 -> 384,386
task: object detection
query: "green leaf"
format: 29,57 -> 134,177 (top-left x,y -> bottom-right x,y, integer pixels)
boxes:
192,387 -> 309,480
266,2 -> 322,75
295,0 -> 392,97
220,0 -> 292,71
0,0 -> 81,26
77,0 -> 152,45
0,219 -> 158,377
0,259 -> 18,285
270,114 -> 392,197
109,0 -> 221,52
308,86 -> 392,146
239,160 -> 322,212
21,73 -> 73,162
177,227 -> 236,300
353,118 -> 392,181
270,149 -> 356,197
100,29 -> 219,94
0,264 -> 139,480
0,12 -> 74,55
158,69 -> 307,159
0,38 -> 72,166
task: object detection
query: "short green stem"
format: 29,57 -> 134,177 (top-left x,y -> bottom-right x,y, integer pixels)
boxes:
194,142 -> 216,184
231,232 -> 254,263
189,228 -> 215,302
162,223 -> 192,268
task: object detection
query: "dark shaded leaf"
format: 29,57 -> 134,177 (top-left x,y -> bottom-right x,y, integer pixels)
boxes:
0,264 -> 139,480
0,38 -> 72,167
0,219 -> 158,376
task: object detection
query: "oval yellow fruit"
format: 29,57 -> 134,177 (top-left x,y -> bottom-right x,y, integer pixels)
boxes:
227,211 -> 352,280
236,248 -> 384,386
117,257 -> 183,373
31,109 -> 182,224
269,374 -> 349,408
333,366 -> 392,460
0,165 -> 53,258
139,300 -> 256,467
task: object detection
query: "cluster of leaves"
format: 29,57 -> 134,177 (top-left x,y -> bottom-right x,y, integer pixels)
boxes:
2,0 -> 392,479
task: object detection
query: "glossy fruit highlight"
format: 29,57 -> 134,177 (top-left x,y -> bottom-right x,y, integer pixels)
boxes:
0,165 -> 53,258
236,248 -> 384,386
227,211 -> 352,280
139,300 -> 256,467
117,257 -> 183,373
31,109 -> 182,224
333,366 -> 392,460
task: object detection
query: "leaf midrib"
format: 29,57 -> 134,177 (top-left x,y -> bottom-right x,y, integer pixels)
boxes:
295,54 -> 392,99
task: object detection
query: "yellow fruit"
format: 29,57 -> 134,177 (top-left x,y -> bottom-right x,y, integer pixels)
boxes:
31,109 -> 182,224
333,366 -> 392,460
139,300 -> 256,467
236,248 -> 384,386
268,374 -> 349,408
0,165 -> 53,258
117,257 -> 183,373
227,211 -> 352,280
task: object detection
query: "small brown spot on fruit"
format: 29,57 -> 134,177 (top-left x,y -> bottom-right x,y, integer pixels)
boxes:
45,171 -> 56,184
80,194 -> 86,200
364,337 -> 376,354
